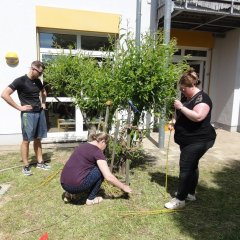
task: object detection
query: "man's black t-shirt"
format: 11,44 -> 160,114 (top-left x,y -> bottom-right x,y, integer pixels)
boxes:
9,75 -> 43,110
174,90 -> 216,146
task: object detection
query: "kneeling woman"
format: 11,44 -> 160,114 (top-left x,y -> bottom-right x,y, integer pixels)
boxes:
60,132 -> 132,205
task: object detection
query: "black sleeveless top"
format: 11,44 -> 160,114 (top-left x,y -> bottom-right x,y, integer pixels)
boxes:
174,90 -> 216,146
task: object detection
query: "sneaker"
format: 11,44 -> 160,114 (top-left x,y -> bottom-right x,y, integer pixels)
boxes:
86,196 -> 103,206
164,197 -> 185,209
175,192 -> 196,201
22,165 -> 33,176
36,162 -> 51,170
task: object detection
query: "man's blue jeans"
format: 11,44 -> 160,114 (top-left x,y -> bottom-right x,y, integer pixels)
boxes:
176,140 -> 215,201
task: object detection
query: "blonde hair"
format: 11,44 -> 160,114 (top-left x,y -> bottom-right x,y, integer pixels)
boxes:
179,69 -> 200,87
89,132 -> 110,143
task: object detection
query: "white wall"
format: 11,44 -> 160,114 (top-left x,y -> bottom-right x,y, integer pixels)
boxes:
0,1 -> 37,135
210,29 -> 240,131
239,97 -> 240,132
234,35 -> 240,132
0,0 -> 150,144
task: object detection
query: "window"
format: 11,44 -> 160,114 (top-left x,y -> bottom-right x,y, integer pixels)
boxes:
81,35 -> 113,50
41,54 -> 58,64
40,33 -> 77,49
174,49 -> 181,56
46,102 -> 75,133
39,31 -> 113,135
185,50 -> 207,57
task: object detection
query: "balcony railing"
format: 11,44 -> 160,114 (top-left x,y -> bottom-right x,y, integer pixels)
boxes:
159,0 -> 240,15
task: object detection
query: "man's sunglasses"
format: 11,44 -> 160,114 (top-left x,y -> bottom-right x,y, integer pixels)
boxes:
32,67 -> 43,75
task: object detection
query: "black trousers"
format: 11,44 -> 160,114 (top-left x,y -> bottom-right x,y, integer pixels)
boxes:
176,140 -> 215,201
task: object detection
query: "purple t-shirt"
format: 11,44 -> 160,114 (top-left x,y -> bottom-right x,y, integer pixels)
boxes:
60,143 -> 106,186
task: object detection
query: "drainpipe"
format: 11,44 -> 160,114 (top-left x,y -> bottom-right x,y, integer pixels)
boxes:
150,0 -> 158,35
136,0 -> 142,47
163,0 -> 171,45
158,0 -> 172,149
147,0 -> 159,137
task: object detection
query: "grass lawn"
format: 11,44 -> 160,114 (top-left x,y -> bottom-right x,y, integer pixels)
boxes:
0,143 -> 240,240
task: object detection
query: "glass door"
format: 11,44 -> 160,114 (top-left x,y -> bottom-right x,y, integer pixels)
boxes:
188,60 -> 205,90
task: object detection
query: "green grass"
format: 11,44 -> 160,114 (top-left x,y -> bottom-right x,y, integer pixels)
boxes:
0,146 -> 240,240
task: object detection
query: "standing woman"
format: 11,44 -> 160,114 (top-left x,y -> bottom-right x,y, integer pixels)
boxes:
165,69 -> 216,209
61,132 -> 132,205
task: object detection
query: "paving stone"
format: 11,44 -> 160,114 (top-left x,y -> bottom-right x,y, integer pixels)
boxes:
0,184 -> 11,195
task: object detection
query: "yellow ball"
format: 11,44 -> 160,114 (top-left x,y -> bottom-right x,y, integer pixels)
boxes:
5,52 -> 19,65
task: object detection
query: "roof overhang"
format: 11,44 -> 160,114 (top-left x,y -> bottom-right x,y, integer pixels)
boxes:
158,0 -> 240,34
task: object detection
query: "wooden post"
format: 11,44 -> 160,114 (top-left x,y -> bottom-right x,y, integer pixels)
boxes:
125,105 -> 131,185
97,111 -> 102,133
104,106 -> 109,133
103,100 -> 112,133
110,120 -> 120,172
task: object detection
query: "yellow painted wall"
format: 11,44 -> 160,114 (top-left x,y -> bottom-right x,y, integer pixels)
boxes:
36,6 -> 120,34
171,29 -> 214,48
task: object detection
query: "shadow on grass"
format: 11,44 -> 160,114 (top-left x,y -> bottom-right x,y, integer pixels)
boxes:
149,159 -> 240,239
110,151 -> 158,178
62,188 -> 130,206
127,135 -> 162,169
130,152 -> 159,170
29,152 -> 54,166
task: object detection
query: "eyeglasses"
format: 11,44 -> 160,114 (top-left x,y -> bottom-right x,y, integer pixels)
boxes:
32,67 -> 43,76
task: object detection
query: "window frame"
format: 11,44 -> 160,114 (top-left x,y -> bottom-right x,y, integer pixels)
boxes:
38,30 -> 113,141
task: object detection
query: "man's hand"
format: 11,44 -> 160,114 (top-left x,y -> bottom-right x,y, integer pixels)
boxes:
42,103 -> 46,109
20,105 -> 33,111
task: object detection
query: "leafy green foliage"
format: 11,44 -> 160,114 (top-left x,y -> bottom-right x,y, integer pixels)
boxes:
112,32 -> 189,121
44,53 -> 116,119
44,31 -> 189,124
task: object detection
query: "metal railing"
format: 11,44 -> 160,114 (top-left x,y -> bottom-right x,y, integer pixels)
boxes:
171,0 -> 240,14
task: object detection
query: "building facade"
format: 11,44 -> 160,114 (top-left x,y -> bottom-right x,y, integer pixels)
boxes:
1,0 -> 240,145
0,0 -> 150,145
156,0 -> 240,132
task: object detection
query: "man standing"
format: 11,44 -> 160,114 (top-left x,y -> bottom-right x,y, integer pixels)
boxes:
1,60 -> 50,176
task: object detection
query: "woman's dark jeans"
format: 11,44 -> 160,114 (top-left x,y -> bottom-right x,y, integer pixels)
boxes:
61,166 -> 104,200
176,140 -> 215,201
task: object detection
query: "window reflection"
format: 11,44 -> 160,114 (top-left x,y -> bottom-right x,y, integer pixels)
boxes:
185,50 -> 207,57
42,54 -> 58,63
40,33 -> 77,49
81,35 -> 113,50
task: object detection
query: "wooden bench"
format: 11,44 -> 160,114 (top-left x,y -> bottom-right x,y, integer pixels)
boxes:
57,119 -> 75,131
